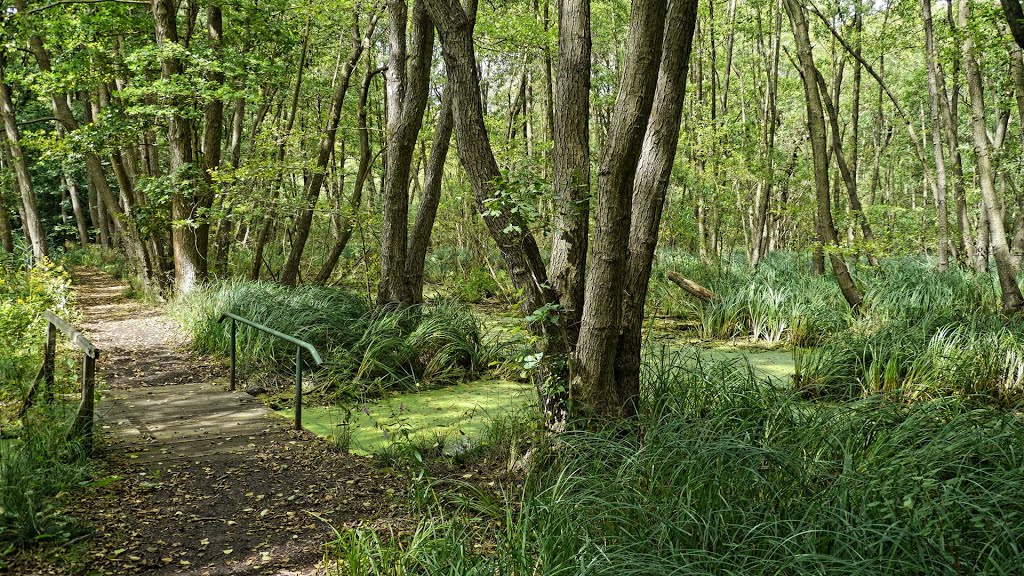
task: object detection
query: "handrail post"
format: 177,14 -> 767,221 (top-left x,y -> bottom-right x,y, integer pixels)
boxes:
43,321 -> 56,403
70,351 -> 96,454
294,346 -> 302,430
229,319 -> 237,391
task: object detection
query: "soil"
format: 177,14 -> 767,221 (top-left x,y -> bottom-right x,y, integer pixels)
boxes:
9,270 -> 413,576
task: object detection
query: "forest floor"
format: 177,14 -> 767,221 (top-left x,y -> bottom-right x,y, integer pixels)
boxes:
12,269 -> 411,576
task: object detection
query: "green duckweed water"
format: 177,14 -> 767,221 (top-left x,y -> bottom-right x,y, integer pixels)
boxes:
279,379 -> 533,455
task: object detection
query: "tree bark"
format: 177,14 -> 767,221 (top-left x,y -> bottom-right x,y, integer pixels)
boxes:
922,0 -> 950,271
377,1 -> 433,303
406,88 -> 453,303
153,0 -> 203,292
786,0 -> 863,310
572,0 -> 667,417
0,51 -> 46,261
611,0 -> 699,417
199,1 -> 224,270
315,64 -> 385,285
960,0 -> 1023,311
548,0 -> 591,345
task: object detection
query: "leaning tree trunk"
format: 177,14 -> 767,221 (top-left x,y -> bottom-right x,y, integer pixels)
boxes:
315,63 -> 384,284
406,88 -> 453,303
786,0 -> 863,310
423,0 -> 556,341
960,0 -> 1023,312
0,51 -> 46,262
280,14 -> 378,286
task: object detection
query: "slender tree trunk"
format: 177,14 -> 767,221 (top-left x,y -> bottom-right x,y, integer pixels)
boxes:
213,96 -> 246,274
424,0 -> 554,332
614,0 -> 699,417
751,0 -> 782,267
406,89 -> 453,302
922,0 -> 950,270
572,0 -> 667,417
251,15 -> 313,281
0,188 -> 12,253
0,52 -> 46,261
549,0 -> 592,346
199,1 -> 224,269
786,0 -> 862,310
960,0 -> 1023,311
63,171 -> 89,247
377,1 -> 433,304
315,64 -> 385,284
814,70 -> 878,265
280,14 -> 378,286
154,0 -> 203,292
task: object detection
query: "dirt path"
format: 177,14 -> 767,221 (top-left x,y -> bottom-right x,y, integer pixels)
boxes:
27,270 -> 408,576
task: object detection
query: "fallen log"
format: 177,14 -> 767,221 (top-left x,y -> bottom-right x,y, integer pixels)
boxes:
666,271 -> 718,302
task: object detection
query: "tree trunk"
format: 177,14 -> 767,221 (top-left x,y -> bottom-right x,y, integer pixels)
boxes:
153,0 -> 203,292
960,0 -> 1023,311
199,1 -> 224,270
213,96 -> 246,274
786,0 -> 862,310
280,14 -> 378,286
1,181 -> 14,253
922,0 -> 950,271
251,15 -> 313,281
572,0 -> 667,417
0,51 -> 46,261
610,0 -> 699,417
549,0 -> 591,345
406,88 -> 453,302
377,1 -> 433,304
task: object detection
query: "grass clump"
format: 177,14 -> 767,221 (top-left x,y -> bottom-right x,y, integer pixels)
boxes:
327,349 -> 1024,575
174,281 -> 502,399
650,251 -> 852,345
0,406 -> 94,550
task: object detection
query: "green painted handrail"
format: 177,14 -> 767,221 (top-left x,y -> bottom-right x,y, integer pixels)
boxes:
218,312 -> 323,430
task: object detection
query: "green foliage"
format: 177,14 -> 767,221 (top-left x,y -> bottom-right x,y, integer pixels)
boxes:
0,405 -> 94,549
651,251 -> 852,345
0,258 -> 76,416
326,350 -> 1024,575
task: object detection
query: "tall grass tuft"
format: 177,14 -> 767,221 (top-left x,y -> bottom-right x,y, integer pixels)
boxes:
326,349 -> 1024,575
173,282 -> 501,398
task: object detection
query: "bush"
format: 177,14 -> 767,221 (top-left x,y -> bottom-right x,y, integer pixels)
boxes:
0,258 -> 76,419
650,251 -> 852,345
0,405 -> 93,548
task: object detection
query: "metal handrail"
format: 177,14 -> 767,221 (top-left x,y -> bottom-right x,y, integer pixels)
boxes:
217,312 -> 323,430
42,311 -> 100,453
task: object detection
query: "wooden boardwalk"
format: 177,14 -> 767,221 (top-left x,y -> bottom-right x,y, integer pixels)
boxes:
100,382 -> 297,465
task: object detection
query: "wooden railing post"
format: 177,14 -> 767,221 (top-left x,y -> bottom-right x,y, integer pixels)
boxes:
43,321 -> 56,403
69,351 -> 97,454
